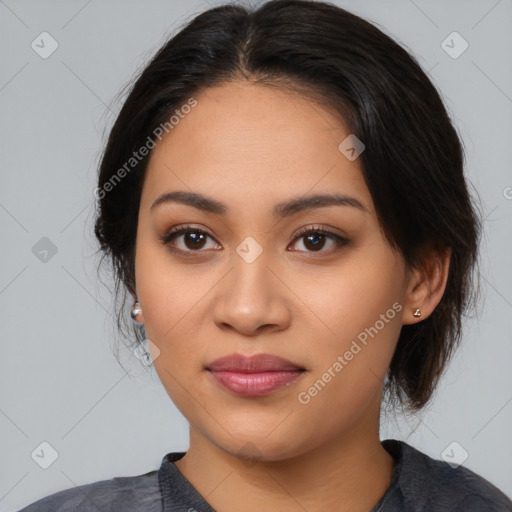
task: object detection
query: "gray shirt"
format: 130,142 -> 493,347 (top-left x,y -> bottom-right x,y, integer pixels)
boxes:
17,439 -> 512,511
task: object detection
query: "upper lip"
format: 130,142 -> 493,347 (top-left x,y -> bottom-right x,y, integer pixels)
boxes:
206,353 -> 305,373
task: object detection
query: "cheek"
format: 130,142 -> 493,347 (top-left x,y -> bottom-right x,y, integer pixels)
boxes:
134,241 -> 206,394
135,235 -> 207,351
293,246 -> 403,342
292,248 -> 403,404
294,317 -> 401,441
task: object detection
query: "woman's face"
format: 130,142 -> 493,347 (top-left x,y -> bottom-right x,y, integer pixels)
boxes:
135,81 -> 412,460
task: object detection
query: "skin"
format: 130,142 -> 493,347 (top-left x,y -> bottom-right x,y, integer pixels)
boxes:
133,81 -> 451,511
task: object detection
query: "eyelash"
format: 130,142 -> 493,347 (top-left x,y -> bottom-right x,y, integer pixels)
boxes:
160,224 -> 349,256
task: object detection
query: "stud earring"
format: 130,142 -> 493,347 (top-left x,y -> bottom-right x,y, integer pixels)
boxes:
131,300 -> 142,321
413,308 -> 421,318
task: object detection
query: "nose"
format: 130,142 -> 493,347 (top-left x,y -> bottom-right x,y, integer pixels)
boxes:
212,251 -> 292,337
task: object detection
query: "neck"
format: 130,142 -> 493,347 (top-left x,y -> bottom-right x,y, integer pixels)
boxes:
174,408 -> 395,512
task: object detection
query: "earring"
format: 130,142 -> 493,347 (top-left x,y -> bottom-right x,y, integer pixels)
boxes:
131,300 -> 142,321
413,308 -> 421,318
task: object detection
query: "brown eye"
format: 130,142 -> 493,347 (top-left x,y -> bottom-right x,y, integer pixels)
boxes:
289,227 -> 349,254
303,232 -> 327,251
181,231 -> 208,250
161,225 -> 220,253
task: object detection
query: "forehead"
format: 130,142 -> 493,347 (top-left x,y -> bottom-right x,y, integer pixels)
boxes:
142,82 -> 374,220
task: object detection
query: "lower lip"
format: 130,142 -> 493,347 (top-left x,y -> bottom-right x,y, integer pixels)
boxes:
208,370 -> 305,396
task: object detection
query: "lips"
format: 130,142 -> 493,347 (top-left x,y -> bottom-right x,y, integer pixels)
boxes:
206,353 -> 306,396
207,353 -> 305,372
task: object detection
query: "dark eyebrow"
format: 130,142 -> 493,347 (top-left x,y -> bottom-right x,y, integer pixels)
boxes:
150,190 -> 368,218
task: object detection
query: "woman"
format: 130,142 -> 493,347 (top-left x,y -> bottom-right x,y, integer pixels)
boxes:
19,0 -> 512,510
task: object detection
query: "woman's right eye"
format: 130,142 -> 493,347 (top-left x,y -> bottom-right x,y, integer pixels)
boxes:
160,225 -> 220,253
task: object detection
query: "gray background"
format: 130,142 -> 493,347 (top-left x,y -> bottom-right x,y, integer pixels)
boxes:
1,0 -> 511,510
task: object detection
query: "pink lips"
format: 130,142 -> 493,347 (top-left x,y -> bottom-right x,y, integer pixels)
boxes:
206,353 -> 306,396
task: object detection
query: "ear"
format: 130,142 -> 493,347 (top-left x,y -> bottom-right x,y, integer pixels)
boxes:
402,244 -> 451,325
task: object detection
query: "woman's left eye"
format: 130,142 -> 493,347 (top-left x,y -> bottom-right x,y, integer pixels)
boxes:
160,225 -> 348,254
289,227 -> 349,253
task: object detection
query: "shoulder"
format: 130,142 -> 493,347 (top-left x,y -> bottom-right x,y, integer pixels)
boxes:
387,439 -> 512,511
17,469 -> 161,512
